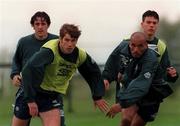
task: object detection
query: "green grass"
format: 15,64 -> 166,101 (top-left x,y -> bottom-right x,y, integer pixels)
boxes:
1,76 -> 180,126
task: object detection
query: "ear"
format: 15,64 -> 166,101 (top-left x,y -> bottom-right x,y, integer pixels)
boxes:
31,24 -> 34,28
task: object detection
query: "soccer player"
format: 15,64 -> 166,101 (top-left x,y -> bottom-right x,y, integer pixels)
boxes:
21,23 -> 109,126
11,11 -> 66,126
103,32 -> 159,126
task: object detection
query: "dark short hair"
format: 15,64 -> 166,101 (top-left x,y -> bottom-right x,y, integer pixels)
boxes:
60,24 -> 81,39
142,10 -> 159,22
30,11 -> 51,26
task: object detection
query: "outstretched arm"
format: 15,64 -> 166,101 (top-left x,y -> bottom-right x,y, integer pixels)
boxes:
78,53 -> 109,113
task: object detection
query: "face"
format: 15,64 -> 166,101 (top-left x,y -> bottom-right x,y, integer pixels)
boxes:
32,17 -> 49,40
59,34 -> 77,54
141,16 -> 159,39
129,37 -> 148,58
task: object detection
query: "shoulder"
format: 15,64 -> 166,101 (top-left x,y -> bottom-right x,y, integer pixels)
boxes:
119,39 -> 129,46
114,40 -> 129,54
17,34 -> 34,46
115,39 -> 129,50
157,39 -> 167,57
158,39 -> 167,47
77,47 -> 86,53
144,48 -> 158,62
20,34 -> 33,40
43,39 -> 58,47
48,33 -> 59,39
77,47 -> 88,65
77,47 -> 87,58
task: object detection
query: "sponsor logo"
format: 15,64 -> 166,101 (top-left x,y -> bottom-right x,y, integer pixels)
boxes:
119,54 -> 133,67
144,72 -> 151,79
15,106 -> 19,111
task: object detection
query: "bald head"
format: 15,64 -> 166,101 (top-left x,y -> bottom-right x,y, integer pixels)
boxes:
129,32 -> 148,58
130,32 -> 147,43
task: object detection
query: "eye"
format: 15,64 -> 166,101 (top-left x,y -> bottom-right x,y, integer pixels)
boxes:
130,43 -> 135,47
146,21 -> 151,24
34,23 -> 40,26
64,38 -> 69,41
41,22 -> 46,26
153,21 -> 157,25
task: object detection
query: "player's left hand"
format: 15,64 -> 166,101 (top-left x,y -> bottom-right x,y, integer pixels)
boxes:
167,67 -> 177,77
94,99 -> 109,113
106,103 -> 121,118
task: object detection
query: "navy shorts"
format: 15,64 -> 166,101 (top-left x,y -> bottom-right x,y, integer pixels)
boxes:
137,102 -> 160,122
13,89 -> 62,120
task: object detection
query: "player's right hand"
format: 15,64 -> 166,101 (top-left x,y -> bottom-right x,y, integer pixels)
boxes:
12,75 -> 21,87
28,102 -> 39,117
167,67 -> 177,77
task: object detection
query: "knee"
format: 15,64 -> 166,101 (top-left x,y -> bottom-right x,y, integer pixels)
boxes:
121,117 -> 132,126
131,114 -> 146,126
121,115 -> 133,126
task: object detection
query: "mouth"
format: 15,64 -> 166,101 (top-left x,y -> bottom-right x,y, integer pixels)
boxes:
132,53 -> 140,58
148,29 -> 154,32
38,31 -> 43,33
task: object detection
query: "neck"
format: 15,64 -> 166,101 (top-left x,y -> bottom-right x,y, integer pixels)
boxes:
146,34 -> 155,41
35,33 -> 48,40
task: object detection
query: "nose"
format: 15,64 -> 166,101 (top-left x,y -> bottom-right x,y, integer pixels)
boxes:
38,24 -> 43,28
150,22 -> 155,27
133,47 -> 139,53
67,41 -> 73,47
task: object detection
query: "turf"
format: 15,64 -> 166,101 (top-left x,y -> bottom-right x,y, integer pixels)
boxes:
0,76 -> 180,126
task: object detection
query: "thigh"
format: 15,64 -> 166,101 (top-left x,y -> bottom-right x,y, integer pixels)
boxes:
11,115 -> 29,126
40,108 -> 60,126
122,105 -> 138,119
121,105 -> 138,126
131,113 -> 146,126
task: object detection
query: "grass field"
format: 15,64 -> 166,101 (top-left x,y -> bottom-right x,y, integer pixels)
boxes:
0,76 -> 180,126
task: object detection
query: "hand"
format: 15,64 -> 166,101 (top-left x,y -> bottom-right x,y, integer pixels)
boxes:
167,67 -> 177,77
117,72 -> 123,83
28,102 -> 39,117
12,75 -> 21,87
106,103 -> 121,118
94,99 -> 109,113
104,79 -> 110,91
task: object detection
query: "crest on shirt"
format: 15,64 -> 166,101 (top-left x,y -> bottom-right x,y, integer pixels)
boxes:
144,72 -> 151,79
119,54 -> 132,67
15,106 -> 19,111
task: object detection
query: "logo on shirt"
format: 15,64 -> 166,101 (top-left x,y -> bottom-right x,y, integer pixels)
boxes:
15,106 -> 19,111
119,54 -> 132,67
144,72 -> 151,79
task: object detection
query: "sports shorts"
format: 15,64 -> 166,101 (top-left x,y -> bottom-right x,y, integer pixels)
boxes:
13,89 -> 62,120
137,101 -> 160,122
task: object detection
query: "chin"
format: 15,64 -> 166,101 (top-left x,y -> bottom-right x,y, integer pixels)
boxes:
148,31 -> 155,36
133,54 -> 140,58
66,50 -> 73,54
